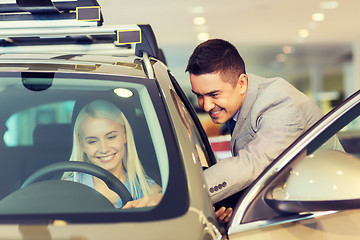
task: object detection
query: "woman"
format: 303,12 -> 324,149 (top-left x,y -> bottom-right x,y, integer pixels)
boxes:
63,100 -> 162,208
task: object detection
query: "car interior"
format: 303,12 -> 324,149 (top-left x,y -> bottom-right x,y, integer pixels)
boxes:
0,75 -> 163,210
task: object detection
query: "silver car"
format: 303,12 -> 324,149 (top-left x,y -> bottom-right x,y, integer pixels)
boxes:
0,1 -> 360,239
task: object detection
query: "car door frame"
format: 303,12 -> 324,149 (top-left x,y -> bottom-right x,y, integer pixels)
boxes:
168,70 -> 218,167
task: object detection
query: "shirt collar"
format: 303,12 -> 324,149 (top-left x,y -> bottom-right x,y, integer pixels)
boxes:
232,109 -> 240,122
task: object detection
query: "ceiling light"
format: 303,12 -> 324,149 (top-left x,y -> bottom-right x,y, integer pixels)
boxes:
197,32 -> 210,41
312,13 -> 325,22
298,29 -> 310,38
320,1 -> 339,9
193,17 -> 206,25
114,88 -> 133,98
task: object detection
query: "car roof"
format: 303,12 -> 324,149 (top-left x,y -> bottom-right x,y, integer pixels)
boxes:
0,0 -> 167,77
0,53 -> 147,77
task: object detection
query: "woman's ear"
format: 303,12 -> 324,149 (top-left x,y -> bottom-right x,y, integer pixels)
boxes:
122,126 -> 127,144
78,134 -> 87,154
80,139 -> 86,152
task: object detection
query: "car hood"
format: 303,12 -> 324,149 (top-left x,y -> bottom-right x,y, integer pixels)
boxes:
0,207 -> 222,240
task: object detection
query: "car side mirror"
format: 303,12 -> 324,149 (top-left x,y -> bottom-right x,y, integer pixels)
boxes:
265,150 -> 360,213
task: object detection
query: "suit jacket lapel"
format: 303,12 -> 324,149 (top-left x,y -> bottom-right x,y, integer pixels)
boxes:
230,73 -> 259,155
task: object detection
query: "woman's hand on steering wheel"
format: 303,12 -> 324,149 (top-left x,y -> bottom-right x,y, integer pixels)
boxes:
122,183 -> 162,209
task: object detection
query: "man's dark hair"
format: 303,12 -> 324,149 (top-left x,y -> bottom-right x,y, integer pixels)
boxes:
186,39 -> 246,79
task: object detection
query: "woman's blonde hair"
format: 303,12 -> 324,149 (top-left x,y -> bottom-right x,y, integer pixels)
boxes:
65,100 -> 152,198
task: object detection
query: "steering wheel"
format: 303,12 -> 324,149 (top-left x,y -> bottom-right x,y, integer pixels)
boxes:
21,161 -> 133,206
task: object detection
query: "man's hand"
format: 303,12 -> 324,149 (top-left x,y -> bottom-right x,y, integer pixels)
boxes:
122,193 -> 162,209
215,206 -> 233,223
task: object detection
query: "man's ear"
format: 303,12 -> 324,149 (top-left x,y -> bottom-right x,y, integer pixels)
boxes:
237,73 -> 247,94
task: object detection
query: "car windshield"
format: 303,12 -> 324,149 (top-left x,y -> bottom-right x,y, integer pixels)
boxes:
0,71 -> 187,223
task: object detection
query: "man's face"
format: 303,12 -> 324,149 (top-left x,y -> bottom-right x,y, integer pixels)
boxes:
190,72 -> 247,124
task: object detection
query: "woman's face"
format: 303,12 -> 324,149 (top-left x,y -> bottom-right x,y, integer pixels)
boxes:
79,116 -> 126,174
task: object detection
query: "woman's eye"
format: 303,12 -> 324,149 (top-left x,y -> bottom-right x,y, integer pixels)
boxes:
86,140 -> 97,145
107,135 -> 117,140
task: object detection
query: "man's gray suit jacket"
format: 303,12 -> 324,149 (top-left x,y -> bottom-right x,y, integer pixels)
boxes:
204,73 -> 324,203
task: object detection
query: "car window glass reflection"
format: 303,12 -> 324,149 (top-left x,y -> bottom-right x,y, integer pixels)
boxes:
171,90 -> 209,168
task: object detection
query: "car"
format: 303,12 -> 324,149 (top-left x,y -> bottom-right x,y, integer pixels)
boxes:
1,1 -> 360,239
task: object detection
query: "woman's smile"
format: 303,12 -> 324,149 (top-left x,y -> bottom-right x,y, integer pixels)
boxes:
97,153 -> 116,163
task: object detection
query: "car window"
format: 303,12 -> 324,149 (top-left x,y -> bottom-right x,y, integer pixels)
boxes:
0,71 -> 188,223
4,101 -> 75,147
168,71 -> 217,167
337,117 -> 360,157
170,90 -> 209,168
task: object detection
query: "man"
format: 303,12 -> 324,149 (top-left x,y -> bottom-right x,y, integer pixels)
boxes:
186,39 -> 324,221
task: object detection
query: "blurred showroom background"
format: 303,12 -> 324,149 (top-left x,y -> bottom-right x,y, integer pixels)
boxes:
96,0 -> 360,137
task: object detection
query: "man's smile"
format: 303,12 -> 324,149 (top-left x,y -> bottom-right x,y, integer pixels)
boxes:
209,108 -> 223,118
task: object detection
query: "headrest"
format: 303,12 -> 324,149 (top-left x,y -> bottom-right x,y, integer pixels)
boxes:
33,124 -> 72,149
